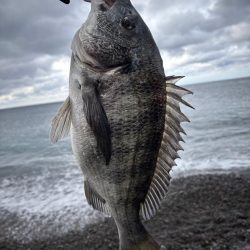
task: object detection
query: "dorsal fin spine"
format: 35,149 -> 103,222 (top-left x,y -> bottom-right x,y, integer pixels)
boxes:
151,181 -> 164,200
141,76 -> 193,221
153,177 -> 166,196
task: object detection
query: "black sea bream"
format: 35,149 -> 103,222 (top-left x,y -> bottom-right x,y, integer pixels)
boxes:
51,0 -> 193,249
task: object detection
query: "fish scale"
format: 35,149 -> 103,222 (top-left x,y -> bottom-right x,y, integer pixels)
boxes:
51,0 -> 193,249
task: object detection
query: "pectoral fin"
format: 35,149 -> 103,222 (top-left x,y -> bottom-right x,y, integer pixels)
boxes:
50,97 -> 71,143
81,82 -> 112,165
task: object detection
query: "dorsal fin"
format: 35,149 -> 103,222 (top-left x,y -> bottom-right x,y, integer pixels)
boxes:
84,180 -> 111,216
140,76 -> 193,220
50,97 -> 71,143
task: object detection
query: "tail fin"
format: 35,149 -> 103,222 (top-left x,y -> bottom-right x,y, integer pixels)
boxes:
119,228 -> 160,250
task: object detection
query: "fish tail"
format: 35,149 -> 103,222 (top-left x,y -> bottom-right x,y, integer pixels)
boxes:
119,225 -> 160,250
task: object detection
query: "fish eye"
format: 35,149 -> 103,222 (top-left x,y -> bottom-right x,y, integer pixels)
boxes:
77,83 -> 81,90
121,17 -> 135,30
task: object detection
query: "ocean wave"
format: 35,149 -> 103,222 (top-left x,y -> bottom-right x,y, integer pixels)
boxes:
0,78 -> 250,241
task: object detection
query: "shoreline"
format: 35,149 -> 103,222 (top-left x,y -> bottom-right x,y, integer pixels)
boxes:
1,170 -> 250,250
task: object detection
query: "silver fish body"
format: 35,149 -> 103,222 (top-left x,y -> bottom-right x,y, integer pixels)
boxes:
51,0 -> 193,249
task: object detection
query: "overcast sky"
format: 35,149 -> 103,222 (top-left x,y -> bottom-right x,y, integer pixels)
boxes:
0,0 -> 250,109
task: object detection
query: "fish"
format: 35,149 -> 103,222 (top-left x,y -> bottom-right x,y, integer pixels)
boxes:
51,0 -> 193,249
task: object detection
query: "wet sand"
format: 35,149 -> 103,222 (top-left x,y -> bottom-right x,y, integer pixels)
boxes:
1,170 -> 250,250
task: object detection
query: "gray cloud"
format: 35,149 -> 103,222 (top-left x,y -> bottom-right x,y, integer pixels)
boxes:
140,0 -> 250,82
0,0 -> 250,108
0,0 -> 90,108
146,0 -> 250,48
0,1 -> 89,57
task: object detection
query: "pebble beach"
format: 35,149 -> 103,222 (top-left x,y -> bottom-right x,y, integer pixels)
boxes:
1,170 -> 250,250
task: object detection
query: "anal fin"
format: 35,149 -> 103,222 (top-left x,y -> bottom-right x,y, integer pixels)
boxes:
84,180 -> 110,216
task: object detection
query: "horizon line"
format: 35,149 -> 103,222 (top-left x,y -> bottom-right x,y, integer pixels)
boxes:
1,75 -> 249,111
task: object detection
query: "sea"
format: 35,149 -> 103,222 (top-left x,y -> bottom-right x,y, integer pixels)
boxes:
0,77 -> 250,242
